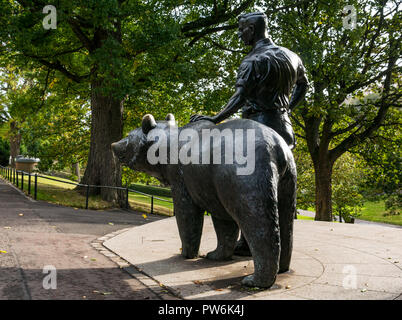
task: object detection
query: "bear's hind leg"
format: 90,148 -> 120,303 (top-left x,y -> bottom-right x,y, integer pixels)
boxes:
278,167 -> 297,273
206,216 -> 239,261
239,194 -> 280,288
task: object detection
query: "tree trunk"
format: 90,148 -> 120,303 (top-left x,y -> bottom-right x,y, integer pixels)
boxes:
9,121 -> 21,168
314,159 -> 333,221
79,77 -> 125,206
73,162 -> 80,182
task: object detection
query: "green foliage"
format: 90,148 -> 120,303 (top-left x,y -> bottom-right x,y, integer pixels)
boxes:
295,139 -> 365,222
293,141 -> 315,210
356,107 -> 401,196
332,153 -> 364,222
384,192 -> 401,216
121,166 -> 161,187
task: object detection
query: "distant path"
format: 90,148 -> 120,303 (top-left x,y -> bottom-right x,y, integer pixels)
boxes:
0,178 -> 167,300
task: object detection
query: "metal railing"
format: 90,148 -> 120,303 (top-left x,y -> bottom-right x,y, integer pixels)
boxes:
0,165 -> 173,215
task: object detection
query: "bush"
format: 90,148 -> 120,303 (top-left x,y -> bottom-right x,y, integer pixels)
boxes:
332,153 -> 364,223
384,191 -> 401,216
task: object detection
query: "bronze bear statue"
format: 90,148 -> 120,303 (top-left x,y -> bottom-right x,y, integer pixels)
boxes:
112,113 -> 297,288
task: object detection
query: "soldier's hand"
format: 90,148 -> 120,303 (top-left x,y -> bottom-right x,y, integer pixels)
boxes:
189,114 -> 216,123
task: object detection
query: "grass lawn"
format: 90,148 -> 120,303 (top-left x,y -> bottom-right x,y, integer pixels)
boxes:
4,172 -> 174,216
358,200 -> 402,226
296,214 -> 314,220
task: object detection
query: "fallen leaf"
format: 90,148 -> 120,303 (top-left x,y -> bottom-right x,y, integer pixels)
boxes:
101,292 -> 112,295
394,261 -> 399,264
4,226 -> 11,229
215,288 -> 223,291
285,285 -> 291,289
90,258 -> 96,261
142,214 -> 147,219
193,280 -> 203,285
0,250 -> 7,254
83,256 -> 88,259
108,222 -> 114,226
18,213 -> 23,216
361,289 -> 367,293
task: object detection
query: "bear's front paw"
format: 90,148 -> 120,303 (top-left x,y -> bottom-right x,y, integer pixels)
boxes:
181,247 -> 199,259
206,249 -> 232,261
241,274 -> 275,289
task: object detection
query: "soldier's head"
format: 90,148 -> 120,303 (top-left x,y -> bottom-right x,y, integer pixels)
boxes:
238,12 -> 268,46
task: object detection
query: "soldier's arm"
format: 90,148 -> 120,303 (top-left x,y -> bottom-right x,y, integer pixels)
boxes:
212,86 -> 247,123
289,62 -> 309,112
189,87 -> 246,123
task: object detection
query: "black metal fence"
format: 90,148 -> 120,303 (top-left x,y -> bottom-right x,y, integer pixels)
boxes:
0,165 -> 173,215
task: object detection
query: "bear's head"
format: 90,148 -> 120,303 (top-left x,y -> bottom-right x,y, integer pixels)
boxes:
111,113 -> 176,173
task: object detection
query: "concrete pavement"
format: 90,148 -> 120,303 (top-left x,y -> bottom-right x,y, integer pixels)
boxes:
0,178 -> 167,300
104,215 -> 402,300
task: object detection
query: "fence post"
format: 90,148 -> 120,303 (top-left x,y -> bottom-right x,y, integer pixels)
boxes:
126,187 -> 129,209
34,174 -> 38,200
16,171 -> 19,187
21,171 -> 24,191
28,173 -> 31,195
13,168 -> 15,184
85,185 -> 89,209
151,196 -> 154,215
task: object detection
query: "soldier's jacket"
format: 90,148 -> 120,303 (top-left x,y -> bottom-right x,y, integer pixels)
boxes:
236,38 -> 307,114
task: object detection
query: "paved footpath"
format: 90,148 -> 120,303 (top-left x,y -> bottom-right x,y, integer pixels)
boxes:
0,178 -> 167,300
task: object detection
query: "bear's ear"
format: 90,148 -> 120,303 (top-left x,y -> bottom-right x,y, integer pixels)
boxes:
165,113 -> 175,122
142,114 -> 157,134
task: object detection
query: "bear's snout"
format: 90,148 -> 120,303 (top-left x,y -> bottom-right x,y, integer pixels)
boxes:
111,139 -> 127,160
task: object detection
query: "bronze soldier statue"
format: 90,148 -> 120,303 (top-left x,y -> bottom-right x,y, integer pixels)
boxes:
190,12 -> 309,256
190,12 -> 308,149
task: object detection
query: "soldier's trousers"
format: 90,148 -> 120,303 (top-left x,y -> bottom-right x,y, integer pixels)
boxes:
242,108 -> 295,150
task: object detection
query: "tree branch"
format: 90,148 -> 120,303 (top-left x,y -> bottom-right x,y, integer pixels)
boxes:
187,24 -> 237,46
330,40 -> 399,162
67,17 -> 95,52
181,0 -> 253,34
23,53 -> 90,83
